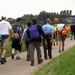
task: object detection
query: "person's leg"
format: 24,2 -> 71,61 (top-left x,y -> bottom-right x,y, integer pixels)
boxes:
11,48 -> 15,59
57,34 -> 61,52
46,36 -> 52,59
48,42 -> 52,59
0,40 -> 4,64
43,41 -> 47,59
70,31 -> 73,40
16,50 -> 21,60
1,49 -> 7,64
1,38 -> 9,64
62,40 -> 64,50
55,33 -> 58,45
58,40 -> 61,52
62,36 -> 66,51
35,42 -> 43,64
11,39 -> 16,59
73,33 -> 75,40
53,33 -> 56,45
25,41 -> 30,61
29,42 -> 35,66
1,49 -> 6,57
15,39 -> 22,60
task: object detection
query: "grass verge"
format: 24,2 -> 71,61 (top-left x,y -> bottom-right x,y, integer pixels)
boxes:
0,41 -> 26,58
34,46 -> 75,75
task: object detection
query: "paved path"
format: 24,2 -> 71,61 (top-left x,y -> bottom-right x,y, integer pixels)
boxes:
0,37 -> 75,75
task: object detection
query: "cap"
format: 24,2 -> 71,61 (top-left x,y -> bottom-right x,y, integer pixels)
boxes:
1,15 -> 6,19
46,18 -> 51,23
16,18 -> 21,22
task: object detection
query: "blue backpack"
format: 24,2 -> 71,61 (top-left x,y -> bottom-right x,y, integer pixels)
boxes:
28,25 -> 39,40
0,34 -> 2,40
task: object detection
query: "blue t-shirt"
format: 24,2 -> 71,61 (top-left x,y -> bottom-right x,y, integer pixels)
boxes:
23,28 -> 27,36
23,28 -> 29,41
42,24 -> 54,35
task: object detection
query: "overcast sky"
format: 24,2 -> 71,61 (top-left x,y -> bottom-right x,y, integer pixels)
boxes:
0,0 -> 75,19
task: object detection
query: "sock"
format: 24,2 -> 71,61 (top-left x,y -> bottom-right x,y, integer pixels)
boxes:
16,52 -> 19,57
1,55 -> 4,58
12,49 -> 15,55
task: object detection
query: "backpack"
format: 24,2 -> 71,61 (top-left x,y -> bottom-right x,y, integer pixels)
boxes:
13,26 -> 22,39
28,25 -> 39,40
0,34 -> 2,40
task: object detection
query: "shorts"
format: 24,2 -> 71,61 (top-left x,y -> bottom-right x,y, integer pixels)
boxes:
12,39 -> 22,51
57,34 -> 65,42
0,37 -> 9,50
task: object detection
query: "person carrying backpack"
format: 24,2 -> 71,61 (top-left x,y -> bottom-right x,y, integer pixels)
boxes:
56,19 -> 66,53
0,15 -> 12,64
27,17 -> 47,66
11,18 -> 23,60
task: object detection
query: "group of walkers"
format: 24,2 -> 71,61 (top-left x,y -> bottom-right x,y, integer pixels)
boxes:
0,15 -> 73,66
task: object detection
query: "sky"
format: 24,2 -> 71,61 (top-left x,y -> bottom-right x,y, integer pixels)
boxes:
0,0 -> 75,19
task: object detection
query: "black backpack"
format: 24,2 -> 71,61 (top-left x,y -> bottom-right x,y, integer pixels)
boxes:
13,26 -> 23,39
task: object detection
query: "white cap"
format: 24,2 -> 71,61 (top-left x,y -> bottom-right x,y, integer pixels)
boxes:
1,15 -> 6,18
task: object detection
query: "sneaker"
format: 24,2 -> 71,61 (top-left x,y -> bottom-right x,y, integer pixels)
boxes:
16,57 -> 21,60
0,58 -> 4,64
27,59 -> 30,61
49,56 -> 52,59
59,49 -> 61,53
54,43 -> 55,46
38,59 -> 43,64
11,55 -> 14,59
1,58 -> 7,62
62,48 -> 64,51
44,57 -> 48,60
30,60 -> 34,66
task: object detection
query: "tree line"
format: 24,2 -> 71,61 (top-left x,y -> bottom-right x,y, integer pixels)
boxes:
9,10 -> 75,26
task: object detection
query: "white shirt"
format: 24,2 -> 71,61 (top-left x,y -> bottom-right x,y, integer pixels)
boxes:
0,20 -> 12,35
57,23 -> 65,31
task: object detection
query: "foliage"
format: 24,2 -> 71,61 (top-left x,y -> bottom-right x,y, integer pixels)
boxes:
59,10 -> 72,18
6,10 -> 74,26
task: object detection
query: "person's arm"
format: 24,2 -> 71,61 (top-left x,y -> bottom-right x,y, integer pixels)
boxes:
62,24 -> 66,31
20,35 -> 24,44
38,25 -> 47,45
50,27 -> 54,43
38,25 -> 45,39
20,28 -> 25,44
9,29 -> 13,41
27,28 -> 30,39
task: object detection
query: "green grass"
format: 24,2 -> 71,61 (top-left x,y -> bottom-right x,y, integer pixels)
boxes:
0,41 -> 26,58
34,46 -> 75,75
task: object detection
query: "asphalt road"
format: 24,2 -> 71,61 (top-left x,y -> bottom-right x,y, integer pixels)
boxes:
0,37 -> 75,75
